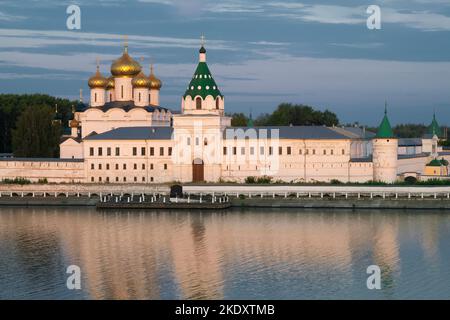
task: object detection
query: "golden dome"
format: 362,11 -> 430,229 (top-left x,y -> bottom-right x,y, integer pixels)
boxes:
88,66 -> 107,89
111,46 -> 142,78
148,65 -> 162,90
132,71 -> 151,89
106,76 -> 115,90
69,118 -> 80,128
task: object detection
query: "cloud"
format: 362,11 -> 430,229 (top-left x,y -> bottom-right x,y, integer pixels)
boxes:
0,11 -> 26,22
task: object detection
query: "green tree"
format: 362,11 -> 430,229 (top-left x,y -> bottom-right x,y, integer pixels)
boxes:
254,103 -> 339,126
12,105 -> 61,158
229,113 -> 249,127
393,124 -> 427,138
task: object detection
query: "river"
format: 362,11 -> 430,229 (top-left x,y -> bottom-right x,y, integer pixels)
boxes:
0,207 -> 449,299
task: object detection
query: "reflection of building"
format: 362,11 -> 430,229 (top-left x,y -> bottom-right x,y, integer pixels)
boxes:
0,41 -> 448,184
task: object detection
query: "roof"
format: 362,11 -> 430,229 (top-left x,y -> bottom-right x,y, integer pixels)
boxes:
184,60 -> 223,100
224,126 -> 358,140
331,126 -> 376,139
398,138 -> 422,147
398,152 -> 429,160
0,158 -> 83,163
100,101 -> 170,113
376,109 -> 395,139
427,159 -> 443,167
428,113 -> 442,137
84,126 -> 173,141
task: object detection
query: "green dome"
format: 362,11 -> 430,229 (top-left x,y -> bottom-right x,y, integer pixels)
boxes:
184,51 -> 223,100
427,159 -> 443,167
376,107 -> 395,139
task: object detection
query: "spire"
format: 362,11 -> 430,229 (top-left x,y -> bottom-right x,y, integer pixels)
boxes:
376,102 -> 395,139
247,108 -> 254,128
124,35 -> 128,54
199,34 -> 206,62
428,109 -> 441,137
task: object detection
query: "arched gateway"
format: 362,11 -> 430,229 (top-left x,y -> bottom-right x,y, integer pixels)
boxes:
192,158 -> 204,182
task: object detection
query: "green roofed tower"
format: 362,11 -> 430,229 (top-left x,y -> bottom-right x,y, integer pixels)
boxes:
181,39 -> 225,116
376,104 -> 395,139
428,112 -> 442,138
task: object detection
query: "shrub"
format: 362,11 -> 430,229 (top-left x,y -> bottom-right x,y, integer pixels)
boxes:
245,176 -> 256,184
1,177 -> 31,185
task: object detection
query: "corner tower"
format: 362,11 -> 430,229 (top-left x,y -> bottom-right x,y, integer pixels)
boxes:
372,105 -> 398,183
181,44 -> 224,115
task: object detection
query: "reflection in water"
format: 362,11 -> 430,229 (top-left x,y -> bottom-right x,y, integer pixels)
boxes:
0,207 -> 449,300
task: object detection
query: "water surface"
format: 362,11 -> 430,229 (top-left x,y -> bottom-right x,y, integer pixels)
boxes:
0,207 -> 449,299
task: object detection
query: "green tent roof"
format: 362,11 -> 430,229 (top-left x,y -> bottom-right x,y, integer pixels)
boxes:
376,107 -> 395,139
428,113 -> 442,137
427,159 -> 443,167
184,48 -> 223,100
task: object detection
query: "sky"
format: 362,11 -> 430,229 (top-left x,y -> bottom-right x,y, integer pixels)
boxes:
0,0 -> 449,126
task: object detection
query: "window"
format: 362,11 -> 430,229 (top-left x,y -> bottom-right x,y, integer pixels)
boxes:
164,164 -> 168,170
98,147 -> 103,156
110,93 -> 112,101
150,147 -> 154,156
233,147 -> 237,155
115,147 -> 120,156
134,177 -> 137,182
142,164 -> 145,170
150,177 -> 154,182
138,92 -> 141,102
134,164 -> 137,170
106,164 -> 110,170
241,147 -> 245,155
107,147 -> 111,156
342,149 -> 345,155
133,147 -> 137,156
142,177 -> 145,182
141,147 -> 146,156
299,149 -> 302,155
312,149 -> 316,155
115,164 -> 119,170
150,164 -> 154,170
260,146 -> 264,155
279,147 -> 282,155
99,177 -> 102,182
287,147 -> 291,155
168,147 -> 172,156
91,177 -> 94,182
331,149 -> 334,155
95,92 -> 97,103
250,147 -> 255,155
90,148 -> 94,156
216,98 -> 220,109
196,137 -> 199,146
196,97 -> 202,110
269,147 -> 273,155
204,138 -> 208,146
160,147 -> 164,156
323,150 -> 326,155
121,85 -> 124,99
99,164 -> 102,170
91,163 -> 94,170
123,164 -> 126,170
106,177 -> 110,182
116,177 -> 119,182
223,147 -> 227,155
123,177 -> 126,182
306,149 -> 309,155
187,137 -> 191,146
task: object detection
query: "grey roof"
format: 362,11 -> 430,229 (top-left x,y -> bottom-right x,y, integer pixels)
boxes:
438,151 -> 450,156
350,156 -> 373,163
84,126 -> 173,141
100,101 -> 171,113
398,138 -> 422,147
0,158 -> 83,162
224,126 -> 357,140
332,126 -> 376,139
398,152 -> 430,160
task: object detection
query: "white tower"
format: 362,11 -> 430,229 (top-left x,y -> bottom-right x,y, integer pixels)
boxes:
88,61 -> 107,108
148,64 -> 162,106
373,106 -> 398,183
132,71 -> 150,107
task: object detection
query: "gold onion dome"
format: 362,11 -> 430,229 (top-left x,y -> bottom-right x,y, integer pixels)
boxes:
88,66 -> 108,89
111,46 -> 142,78
132,71 -> 152,88
106,76 -> 115,90
69,118 -> 80,128
148,65 -> 162,90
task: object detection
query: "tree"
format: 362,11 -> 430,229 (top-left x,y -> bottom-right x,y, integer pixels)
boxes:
0,94 -> 76,153
393,124 -> 427,138
12,105 -> 61,158
229,113 -> 249,127
254,103 -> 339,126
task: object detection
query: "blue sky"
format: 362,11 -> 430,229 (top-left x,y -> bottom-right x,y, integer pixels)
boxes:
0,0 -> 450,126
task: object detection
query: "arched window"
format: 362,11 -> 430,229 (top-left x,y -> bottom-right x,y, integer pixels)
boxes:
121,86 -> 124,99
139,92 -> 141,102
196,97 -> 202,110
94,92 -> 97,103
110,93 -> 112,101
216,98 -> 220,109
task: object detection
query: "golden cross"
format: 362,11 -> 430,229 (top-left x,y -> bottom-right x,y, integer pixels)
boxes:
124,35 -> 129,52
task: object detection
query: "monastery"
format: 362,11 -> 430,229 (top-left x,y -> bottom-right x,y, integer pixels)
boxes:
0,41 -> 448,184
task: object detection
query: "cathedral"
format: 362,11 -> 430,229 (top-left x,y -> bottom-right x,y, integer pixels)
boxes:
0,41 -> 448,184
